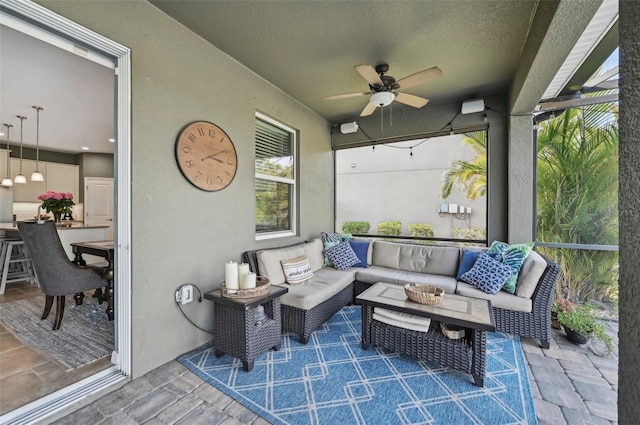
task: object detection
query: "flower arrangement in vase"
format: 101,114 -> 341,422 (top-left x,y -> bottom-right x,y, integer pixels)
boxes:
37,191 -> 75,223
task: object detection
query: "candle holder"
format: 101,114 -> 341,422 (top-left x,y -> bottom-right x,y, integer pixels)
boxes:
221,277 -> 270,299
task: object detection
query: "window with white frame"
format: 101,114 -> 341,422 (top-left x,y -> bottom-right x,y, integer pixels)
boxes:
255,113 -> 296,239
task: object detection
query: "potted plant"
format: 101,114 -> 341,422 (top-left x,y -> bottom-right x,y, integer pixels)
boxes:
551,298 -> 573,329
556,301 -> 613,354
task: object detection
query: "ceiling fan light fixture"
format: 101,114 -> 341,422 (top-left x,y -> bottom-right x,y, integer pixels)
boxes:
370,91 -> 395,107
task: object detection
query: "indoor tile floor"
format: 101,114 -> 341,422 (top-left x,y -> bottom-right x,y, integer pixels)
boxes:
0,282 -> 113,415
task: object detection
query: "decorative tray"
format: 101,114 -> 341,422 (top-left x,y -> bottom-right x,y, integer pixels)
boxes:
221,277 -> 270,299
404,284 -> 444,305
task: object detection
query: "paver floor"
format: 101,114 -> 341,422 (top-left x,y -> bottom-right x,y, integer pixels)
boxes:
50,321 -> 619,425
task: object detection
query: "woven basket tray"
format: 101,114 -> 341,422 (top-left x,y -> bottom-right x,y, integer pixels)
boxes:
404,284 -> 444,305
221,277 -> 270,299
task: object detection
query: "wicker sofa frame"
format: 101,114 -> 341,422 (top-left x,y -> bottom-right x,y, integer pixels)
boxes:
243,244 -> 353,344
245,241 -> 561,349
354,252 -> 561,349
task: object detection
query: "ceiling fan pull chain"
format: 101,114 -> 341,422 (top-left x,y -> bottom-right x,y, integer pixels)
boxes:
380,106 -> 384,133
390,102 -> 393,127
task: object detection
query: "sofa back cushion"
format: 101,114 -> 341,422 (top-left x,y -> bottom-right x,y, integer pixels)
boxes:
371,241 -> 461,276
515,250 -> 548,299
257,238 -> 324,285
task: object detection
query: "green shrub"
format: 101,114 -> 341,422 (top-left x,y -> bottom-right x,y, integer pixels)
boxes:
408,223 -> 434,238
378,221 -> 401,237
452,227 -> 487,247
342,221 -> 370,234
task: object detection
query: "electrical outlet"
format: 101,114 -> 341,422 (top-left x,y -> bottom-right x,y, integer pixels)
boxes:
176,284 -> 194,304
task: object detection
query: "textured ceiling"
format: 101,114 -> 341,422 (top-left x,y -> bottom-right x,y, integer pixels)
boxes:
1,1 -> 540,154
150,0 -> 538,123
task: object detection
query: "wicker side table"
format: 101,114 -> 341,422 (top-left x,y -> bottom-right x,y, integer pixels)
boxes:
204,285 -> 288,371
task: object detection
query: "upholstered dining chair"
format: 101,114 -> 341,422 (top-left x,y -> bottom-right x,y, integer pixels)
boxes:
17,221 -> 109,330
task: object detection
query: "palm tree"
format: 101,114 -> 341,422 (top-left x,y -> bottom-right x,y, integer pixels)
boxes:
440,131 -> 487,200
536,104 -> 618,301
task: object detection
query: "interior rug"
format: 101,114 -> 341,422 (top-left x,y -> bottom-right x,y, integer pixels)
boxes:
0,295 -> 114,370
178,305 -> 538,425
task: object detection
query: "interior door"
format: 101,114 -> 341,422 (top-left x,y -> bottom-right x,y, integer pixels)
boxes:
85,177 -> 114,239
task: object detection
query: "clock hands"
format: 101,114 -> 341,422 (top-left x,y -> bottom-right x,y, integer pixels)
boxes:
201,149 -> 229,163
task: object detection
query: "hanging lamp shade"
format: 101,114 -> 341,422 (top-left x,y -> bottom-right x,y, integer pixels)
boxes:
31,171 -> 44,182
14,115 -> 27,184
1,124 -> 13,187
31,106 -> 44,182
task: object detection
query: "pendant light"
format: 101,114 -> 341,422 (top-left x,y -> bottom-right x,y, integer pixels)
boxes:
31,106 -> 44,182
14,115 -> 27,184
1,124 -> 13,187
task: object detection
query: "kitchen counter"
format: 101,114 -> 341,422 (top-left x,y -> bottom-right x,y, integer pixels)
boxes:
0,221 -> 108,230
0,222 -> 109,263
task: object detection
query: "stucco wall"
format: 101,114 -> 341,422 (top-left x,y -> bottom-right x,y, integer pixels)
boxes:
619,0 -> 639,421
39,0 -> 333,378
332,93 -> 508,243
336,134 -> 487,238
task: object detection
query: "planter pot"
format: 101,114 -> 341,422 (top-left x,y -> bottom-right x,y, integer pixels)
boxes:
551,312 -> 563,330
564,326 -> 590,345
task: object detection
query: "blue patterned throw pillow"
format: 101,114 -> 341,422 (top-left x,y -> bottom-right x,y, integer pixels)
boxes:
487,241 -> 534,293
460,253 -> 514,295
321,232 -> 353,266
325,240 -> 359,270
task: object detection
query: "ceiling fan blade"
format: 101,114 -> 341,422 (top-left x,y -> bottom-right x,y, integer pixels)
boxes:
395,66 -> 443,90
325,92 -> 368,100
360,102 -> 378,117
395,92 -> 429,108
355,64 -> 384,87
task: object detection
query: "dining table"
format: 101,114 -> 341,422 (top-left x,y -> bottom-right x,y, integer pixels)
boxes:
71,240 -> 115,321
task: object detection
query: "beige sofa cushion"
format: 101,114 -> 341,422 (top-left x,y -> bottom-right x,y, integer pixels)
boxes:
257,239 -> 324,285
515,250 -> 548,299
372,241 -> 460,276
456,281 -> 532,312
355,266 -> 458,294
276,267 -> 355,310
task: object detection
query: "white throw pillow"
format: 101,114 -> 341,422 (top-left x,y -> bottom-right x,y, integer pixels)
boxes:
281,255 -> 313,285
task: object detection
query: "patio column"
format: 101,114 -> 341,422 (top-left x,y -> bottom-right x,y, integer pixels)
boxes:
507,116 -> 535,244
619,0 -> 640,421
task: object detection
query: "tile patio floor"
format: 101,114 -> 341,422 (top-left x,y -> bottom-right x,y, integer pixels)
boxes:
49,320 -> 619,425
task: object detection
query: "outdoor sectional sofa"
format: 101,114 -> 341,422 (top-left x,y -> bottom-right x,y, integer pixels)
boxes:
243,237 -> 561,348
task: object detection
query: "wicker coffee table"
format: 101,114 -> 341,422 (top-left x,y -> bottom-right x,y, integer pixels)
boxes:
356,282 -> 495,386
204,285 -> 288,371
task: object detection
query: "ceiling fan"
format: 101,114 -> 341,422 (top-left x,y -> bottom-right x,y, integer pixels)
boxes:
325,63 -> 443,117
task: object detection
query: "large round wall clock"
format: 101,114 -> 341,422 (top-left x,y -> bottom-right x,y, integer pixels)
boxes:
175,120 -> 238,191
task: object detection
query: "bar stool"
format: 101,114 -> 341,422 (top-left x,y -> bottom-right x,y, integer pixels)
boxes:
0,237 -> 39,294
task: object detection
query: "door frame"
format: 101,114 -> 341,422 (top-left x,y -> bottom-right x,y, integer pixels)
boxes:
0,1 -> 132,424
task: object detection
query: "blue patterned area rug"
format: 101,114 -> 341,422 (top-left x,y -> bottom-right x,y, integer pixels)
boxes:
178,306 -> 538,425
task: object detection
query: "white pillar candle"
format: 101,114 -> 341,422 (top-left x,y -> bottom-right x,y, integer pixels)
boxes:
244,272 -> 257,289
225,261 -> 239,293
238,263 -> 250,289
